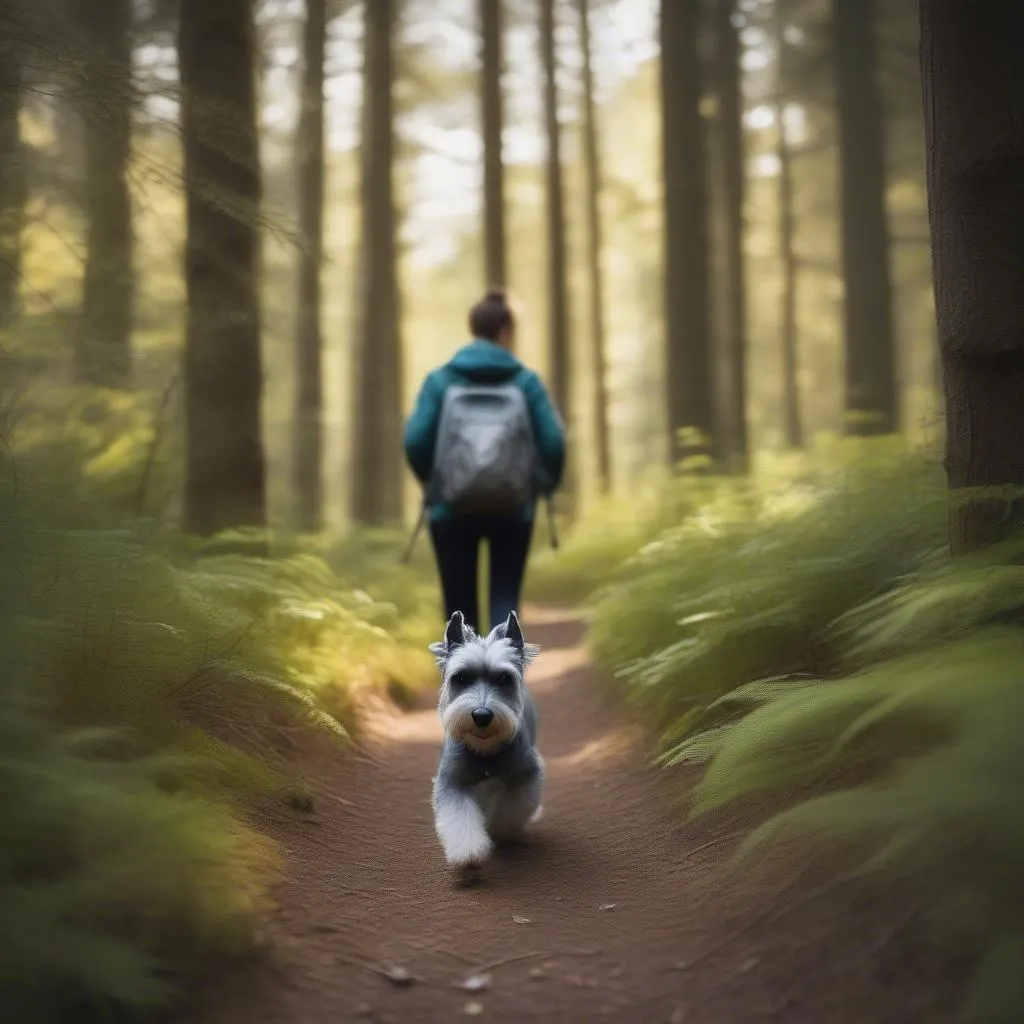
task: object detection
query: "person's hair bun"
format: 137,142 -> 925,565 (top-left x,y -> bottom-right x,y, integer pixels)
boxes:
483,287 -> 508,304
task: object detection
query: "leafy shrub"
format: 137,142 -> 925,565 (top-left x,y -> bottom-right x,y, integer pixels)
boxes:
0,450 -> 435,1017
685,622 -> 1024,1024
586,442 -> 946,738
585,442 -> 1024,1023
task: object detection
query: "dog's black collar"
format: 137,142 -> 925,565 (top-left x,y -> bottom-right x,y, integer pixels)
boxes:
457,739 -> 515,778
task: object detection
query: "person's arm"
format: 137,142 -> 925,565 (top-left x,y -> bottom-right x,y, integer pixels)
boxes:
520,370 -> 566,492
403,371 -> 444,484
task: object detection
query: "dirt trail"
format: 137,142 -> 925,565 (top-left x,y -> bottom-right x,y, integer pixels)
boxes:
200,609 -> 947,1024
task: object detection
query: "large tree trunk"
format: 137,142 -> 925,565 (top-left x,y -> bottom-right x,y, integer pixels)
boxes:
578,0 -> 611,493
349,0 -> 403,526
0,44 -> 24,327
659,0 -> 713,463
920,0 -> 1024,554
834,0 -> 897,436
539,0 -> 570,422
712,0 -> 749,468
774,0 -> 801,448
76,0 -> 134,388
179,0 -> 266,535
480,0 -> 506,291
292,0 -> 326,533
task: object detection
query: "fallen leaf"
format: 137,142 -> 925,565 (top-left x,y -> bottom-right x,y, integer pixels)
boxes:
464,1001 -> 484,1016
670,1004 -> 689,1024
458,973 -> 492,993
384,965 -> 414,986
738,957 -> 760,974
512,914 -> 531,925
598,903 -> 617,912
529,967 -> 547,980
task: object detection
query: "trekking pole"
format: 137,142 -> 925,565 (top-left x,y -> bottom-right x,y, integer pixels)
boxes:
545,494 -> 560,550
400,501 -> 428,565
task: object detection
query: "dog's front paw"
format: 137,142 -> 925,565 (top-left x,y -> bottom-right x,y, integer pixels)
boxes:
442,828 -> 493,868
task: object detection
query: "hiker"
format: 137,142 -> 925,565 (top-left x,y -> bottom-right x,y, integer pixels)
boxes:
403,288 -> 566,633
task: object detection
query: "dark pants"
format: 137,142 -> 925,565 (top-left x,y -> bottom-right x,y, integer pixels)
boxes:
429,515 -> 534,634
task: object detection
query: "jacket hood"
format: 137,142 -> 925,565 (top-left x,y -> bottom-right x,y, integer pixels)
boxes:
445,339 -> 523,382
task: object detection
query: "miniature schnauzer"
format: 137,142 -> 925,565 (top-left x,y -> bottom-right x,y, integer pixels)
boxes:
430,609 -> 544,875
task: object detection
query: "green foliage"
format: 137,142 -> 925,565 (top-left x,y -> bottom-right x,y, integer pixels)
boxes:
0,444 -> 436,1017
586,442 -> 946,734
582,439 -> 1024,1022
0,691 -> 273,1019
687,625 -> 1024,1024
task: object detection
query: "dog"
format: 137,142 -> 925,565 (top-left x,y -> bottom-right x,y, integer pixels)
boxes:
430,609 -> 544,876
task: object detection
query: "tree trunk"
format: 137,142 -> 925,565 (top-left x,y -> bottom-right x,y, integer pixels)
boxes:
712,0 -> 749,468
834,0 -> 897,435
774,0 -> 802,448
539,0 -> 573,511
659,0 -> 713,463
920,0 -> 1024,554
0,44 -> 24,327
179,0 -> 266,535
292,0 -> 326,533
349,0 -> 403,526
539,0 -> 570,422
480,0 -> 506,291
578,0 -> 611,493
76,0 -> 134,388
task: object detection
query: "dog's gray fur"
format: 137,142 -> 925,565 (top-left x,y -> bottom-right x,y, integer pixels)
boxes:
429,609 -> 544,869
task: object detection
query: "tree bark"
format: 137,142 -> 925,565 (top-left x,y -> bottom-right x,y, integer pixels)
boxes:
480,0 -> 507,291
920,0 -> 1024,554
349,0 -> 403,526
712,0 -> 749,468
578,0 -> 611,493
774,0 -> 802,448
76,0 -> 134,388
179,0 -> 266,535
659,0 -> 713,463
834,0 -> 897,435
292,0 -> 326,533
539,0 -> 570,422
0,43 -> 24,328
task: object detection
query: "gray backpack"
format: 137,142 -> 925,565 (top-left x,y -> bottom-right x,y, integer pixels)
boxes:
430,382 -> 537,516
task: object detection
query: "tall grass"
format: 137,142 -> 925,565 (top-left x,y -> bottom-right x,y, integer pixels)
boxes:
579,439 -> 1024,1022
586,442 -> 946,739
0,442 -> 436,1018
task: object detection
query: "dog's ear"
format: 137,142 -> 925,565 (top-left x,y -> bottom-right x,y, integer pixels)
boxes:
503,610 -> 541,664
445,610 -> 467,649
503,610 -> 525,652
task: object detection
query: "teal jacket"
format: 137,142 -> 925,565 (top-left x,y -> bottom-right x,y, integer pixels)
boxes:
404,339 -> 566,521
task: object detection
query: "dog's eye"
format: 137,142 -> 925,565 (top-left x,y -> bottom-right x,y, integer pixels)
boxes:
497,671 -> 515,686
450,670 -> 470,687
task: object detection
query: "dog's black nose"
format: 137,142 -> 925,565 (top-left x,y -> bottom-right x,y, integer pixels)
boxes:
471,707 -> 494,729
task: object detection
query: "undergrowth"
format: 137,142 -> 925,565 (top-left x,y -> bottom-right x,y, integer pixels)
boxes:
574,438 -> 1024,1022
0,445 -> 436,1019
588,441 -> 946,738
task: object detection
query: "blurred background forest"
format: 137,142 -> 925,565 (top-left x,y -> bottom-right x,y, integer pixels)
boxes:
0,0 -> 936,532
6,0 -> 1024,1022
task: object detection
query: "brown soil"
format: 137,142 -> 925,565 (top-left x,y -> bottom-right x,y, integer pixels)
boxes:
197,609 -> 951,1024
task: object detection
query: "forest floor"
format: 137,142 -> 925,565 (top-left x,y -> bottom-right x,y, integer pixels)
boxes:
198,608 -> 950,1024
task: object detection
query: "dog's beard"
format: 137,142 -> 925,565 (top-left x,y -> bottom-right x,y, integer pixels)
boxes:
441,693 -> 519,756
